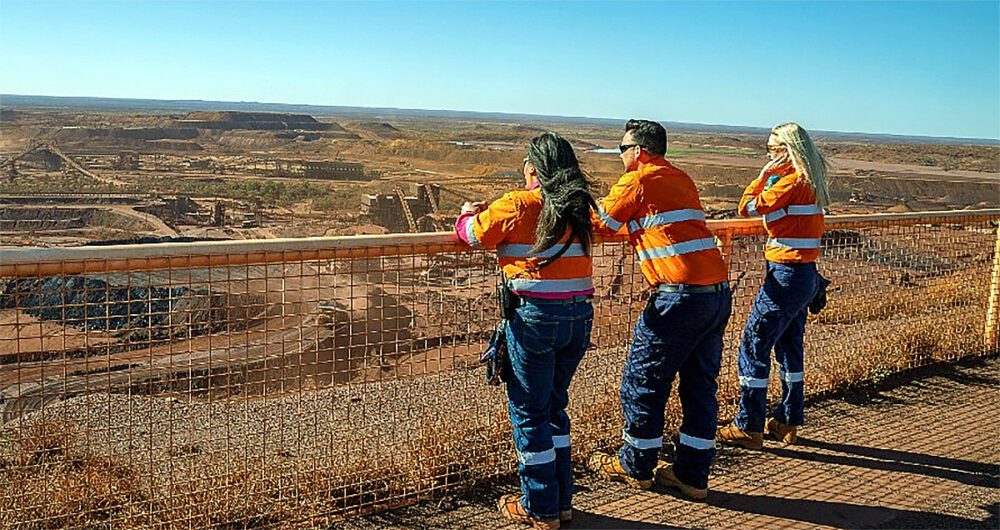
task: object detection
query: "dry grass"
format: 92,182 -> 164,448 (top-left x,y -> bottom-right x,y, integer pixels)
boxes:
816,273 -> 986,325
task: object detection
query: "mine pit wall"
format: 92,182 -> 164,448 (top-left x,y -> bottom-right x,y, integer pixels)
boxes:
0,206 -> 160,233
0,210 -> 997,528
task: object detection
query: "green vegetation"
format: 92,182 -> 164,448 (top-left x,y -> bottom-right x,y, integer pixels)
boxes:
160,178 -> 330,205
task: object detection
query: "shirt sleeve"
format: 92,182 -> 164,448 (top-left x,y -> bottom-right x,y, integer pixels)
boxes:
741,168 -> 801,216
738,176 -> 766,217
459,192 -> 520,249
454,212 -> 477,244
593,173 -> 640,236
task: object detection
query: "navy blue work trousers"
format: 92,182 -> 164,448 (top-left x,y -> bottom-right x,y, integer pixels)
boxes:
505,299 -> 593,519
734,261 -> 819,433
619,285 -> 732,489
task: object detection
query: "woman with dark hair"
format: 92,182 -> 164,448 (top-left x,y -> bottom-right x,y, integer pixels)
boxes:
456,132 -> 596,530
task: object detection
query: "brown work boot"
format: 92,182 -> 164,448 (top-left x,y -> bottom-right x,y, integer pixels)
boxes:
587,452 -> 653,490
654,462 -> 709,500
765,417 -> 798,445
497,494 -> 560,529
716,422 -> 764,450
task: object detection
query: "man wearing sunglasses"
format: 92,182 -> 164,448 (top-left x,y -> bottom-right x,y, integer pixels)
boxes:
588,119 -> 732,500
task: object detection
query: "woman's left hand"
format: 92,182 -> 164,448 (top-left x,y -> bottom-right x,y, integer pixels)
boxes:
461,201 -> 488,214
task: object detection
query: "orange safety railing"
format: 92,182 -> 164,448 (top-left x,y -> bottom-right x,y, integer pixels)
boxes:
1,209 -> 997,528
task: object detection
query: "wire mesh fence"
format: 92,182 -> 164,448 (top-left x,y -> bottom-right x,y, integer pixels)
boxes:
1,209 -> 997,529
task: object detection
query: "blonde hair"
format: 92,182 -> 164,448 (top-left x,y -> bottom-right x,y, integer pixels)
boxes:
770,122 -> 831,208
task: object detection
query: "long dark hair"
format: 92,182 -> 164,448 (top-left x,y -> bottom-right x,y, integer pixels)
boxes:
526,132 -> 597,255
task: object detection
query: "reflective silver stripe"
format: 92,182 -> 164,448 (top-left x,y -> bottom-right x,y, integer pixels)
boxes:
507,277 -> 594,293
464,218 -> 482,248
679,432 -> 716,450
763,208 -> 786,223
766,237 -> 821,249
552,434 -> 571,449
746,199 -> 758,217
497,243 -> 587,259
739,375 -> 769,388
518,448 -> 556,466
781,371 -> 804,383
597,207 -> 623,232
627,209 -> 706,233
622,430 -> 662,450
636,237 -> 718,263
763,205 -> 823,224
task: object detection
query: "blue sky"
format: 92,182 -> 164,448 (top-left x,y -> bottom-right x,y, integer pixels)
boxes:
1,1 -> 998,139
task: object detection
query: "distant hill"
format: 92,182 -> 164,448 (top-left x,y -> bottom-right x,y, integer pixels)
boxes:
1,94 -> 996,146
178,111 -> 333,131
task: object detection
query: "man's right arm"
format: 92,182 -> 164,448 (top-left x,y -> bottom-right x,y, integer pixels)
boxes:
593,173 -> 640,236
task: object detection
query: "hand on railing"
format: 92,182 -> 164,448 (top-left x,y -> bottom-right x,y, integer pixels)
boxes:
461,201 -> 488,215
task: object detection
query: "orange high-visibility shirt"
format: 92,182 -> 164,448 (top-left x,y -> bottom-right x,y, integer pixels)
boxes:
594,157 -> 728,286
459,188 -> 594,298
738,162 -> 825,263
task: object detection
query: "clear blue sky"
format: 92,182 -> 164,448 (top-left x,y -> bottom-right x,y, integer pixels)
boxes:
1,0 -> 998,139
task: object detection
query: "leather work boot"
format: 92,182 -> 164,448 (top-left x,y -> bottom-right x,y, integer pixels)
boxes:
765,417 -> 799,445
654,462 -> 709,500
716,422 -> 764,450
497,494 -> 560,529
587,452 -> 653,490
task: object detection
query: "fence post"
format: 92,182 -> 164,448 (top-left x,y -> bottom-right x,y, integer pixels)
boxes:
717,229 -> 734,270
986,221 -> 1000,352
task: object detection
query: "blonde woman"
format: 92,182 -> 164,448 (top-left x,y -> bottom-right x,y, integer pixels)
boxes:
718,122 -> 829,449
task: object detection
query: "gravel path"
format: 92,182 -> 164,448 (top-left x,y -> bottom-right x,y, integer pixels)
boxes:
347,355 -> 1000,530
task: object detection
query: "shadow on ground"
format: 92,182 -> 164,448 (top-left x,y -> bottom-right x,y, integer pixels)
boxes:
762,437 -> 998,487
708,493 -> 998,530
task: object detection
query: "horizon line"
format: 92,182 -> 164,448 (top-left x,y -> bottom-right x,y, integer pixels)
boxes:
2,92 -> 998,144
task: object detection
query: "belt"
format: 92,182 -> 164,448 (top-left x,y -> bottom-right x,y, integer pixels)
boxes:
656,281 -> 729,294
519,295 -> 593,306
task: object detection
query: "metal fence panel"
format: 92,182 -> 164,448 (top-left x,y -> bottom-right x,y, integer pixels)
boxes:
1,210 -> 997,528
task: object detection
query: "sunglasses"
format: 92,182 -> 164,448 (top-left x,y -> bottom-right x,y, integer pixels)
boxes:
766,144 -> 786,153
618,143 -> 639,154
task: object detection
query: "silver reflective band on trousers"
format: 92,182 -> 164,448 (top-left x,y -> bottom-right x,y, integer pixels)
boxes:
622,430 -> 663,450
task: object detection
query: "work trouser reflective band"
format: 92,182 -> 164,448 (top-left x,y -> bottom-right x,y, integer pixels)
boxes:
517,431 -> 571,466
618,286 -> 731,490
734,262 -> 816,433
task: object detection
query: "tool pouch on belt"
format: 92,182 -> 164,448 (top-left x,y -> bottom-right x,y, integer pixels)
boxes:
479,321 -> 509,386
498,273 -> 519,321
808,273 -> 832,315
